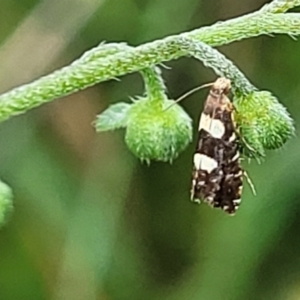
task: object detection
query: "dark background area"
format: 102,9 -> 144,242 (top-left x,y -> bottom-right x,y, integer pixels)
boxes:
0,0 -> 300,299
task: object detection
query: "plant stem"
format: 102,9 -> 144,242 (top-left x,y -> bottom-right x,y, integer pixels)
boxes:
0,9 -> 299,122
179,38 -> 255,95
261,0 -> 300,13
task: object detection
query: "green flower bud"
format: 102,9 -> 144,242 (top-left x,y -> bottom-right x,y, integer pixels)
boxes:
0,181 -> 13,228
125,97 -> 192,162
235,91 -> 294,157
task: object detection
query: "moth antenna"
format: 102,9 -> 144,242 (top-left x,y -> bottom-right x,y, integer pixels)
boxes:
164,82 -> 213,111
244,171 -> 256,196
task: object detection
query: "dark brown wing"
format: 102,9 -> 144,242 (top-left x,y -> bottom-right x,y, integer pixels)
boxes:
191,130 -> 224,205
213,141 -> 243,214
190,78 -> 244,214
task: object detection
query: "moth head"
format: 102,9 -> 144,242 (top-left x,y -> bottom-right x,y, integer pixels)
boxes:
165,77 -> 232,110
211,77 -> 231,96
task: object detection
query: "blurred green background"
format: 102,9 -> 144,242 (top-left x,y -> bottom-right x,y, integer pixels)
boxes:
0,0 -> 300,299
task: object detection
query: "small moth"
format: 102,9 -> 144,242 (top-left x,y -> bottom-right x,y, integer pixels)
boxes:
191,77 -> 243,215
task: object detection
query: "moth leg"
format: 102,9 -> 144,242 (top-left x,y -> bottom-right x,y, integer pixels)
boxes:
244,171 -> 256,196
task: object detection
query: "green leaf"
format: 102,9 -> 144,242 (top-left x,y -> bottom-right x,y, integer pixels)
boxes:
95,102 -> 131,132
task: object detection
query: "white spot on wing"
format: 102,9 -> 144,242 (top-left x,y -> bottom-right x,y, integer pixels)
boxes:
232,152 -> 240,161
206,196 -> 214,205
229,133 -> 236,142
198,113 -> 211,131
234,170 -> 243,178
233,198 -> 241,204
199,114 -> 226,138
193,153 -> 218,173
210,119 -> 226,138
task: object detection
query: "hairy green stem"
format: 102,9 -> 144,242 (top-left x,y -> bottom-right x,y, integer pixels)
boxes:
188,13 -> 300,45
0,8 -> 299,122
261,0 -> 300,13
84,40 -> 253,99
141,67 -> 167,100
80,43 -> 168,101
180,38 -> 255,94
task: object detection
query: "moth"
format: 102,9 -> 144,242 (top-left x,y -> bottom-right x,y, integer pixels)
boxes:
190,77 -> 243,215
